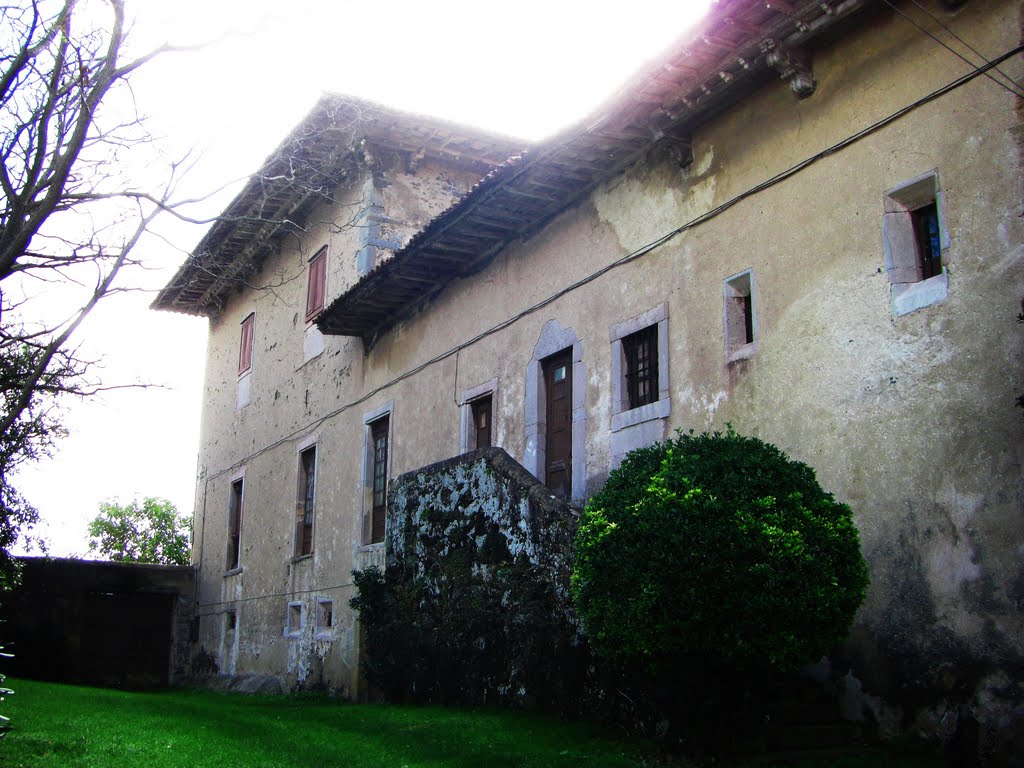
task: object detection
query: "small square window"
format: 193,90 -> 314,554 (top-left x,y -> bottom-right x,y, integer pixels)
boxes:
316,600 -> 333,636
286,602 -> 303,636
724,270 -> 756,361
884,171 -> 950,316
225,610 -> 237,631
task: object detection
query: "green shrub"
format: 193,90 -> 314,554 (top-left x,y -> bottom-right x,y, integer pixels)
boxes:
572,429 -> 868,675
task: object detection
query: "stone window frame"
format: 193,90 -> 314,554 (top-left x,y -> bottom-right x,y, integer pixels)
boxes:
524,320 -> 586,506
315,599 -> 334,639
224,465 -> 246,576
723,269 -> 757,362
360,400 -> 394,547
610,303 -> 670,432
285,601 -> 303,638
883,170 -> 950,317
293,433 -> 319,561
459,378 -> 498,454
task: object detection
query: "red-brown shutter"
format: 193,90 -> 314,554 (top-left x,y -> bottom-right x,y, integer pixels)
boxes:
306,247 -> 327,321
238,314 -> 254,374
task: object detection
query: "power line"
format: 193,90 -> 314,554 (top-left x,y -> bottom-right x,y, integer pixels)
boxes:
196,579 -> 356,615
203,41 -> 1024,489
906,0 -> 1024,93
194,42 -> 1024,605
882,0 -> 1024,98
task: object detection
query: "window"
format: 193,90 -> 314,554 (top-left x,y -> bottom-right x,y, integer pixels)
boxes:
285,602 -> 303,637
622,325 -> 658,409
305,246 -> 327,321
295,446 -> 316,557
362,402 -> 394,545
370,416 -> 390,544
316,599 -> 333,637
723,270 -> 756,361
912,202 -> 942,280
238,313 -> 255,375
225,610 -> 237,631
227,478 -> 243,571
470,395 -> 493,449
610,304 -> 670,428
460,379 -> 498,454
609,305 -> 670,466
883,171 -> 949,316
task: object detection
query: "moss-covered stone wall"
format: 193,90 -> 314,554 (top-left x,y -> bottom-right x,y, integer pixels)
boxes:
352,447 -> 583,706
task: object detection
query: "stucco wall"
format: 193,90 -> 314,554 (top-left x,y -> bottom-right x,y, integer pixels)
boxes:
186,0 -> 1023,748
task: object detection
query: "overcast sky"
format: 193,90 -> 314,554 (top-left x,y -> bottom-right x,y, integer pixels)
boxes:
13,0 -> 713,556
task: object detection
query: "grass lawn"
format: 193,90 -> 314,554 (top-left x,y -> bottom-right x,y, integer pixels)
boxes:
0,678 -> 943,768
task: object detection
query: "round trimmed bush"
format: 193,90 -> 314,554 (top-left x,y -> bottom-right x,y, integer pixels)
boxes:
571,429 -> 868,674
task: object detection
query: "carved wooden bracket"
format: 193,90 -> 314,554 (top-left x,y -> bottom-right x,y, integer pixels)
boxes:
762,40 -> 816,98
653,125 -> 694,169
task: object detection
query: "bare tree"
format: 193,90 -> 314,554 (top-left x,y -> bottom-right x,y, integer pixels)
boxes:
0,0 -> 183,580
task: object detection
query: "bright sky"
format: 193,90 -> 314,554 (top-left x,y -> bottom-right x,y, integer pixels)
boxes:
13,0 -> 713,556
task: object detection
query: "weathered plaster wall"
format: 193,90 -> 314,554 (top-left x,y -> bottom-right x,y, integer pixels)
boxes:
190,153 -> 481,693
188,0 -> 1022,749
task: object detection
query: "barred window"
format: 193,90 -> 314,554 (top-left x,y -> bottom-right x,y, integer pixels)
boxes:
622,325 -> 659,410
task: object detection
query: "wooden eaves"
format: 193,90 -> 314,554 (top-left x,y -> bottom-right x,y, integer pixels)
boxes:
315,0 -> 871,345
151,97 -> 525,318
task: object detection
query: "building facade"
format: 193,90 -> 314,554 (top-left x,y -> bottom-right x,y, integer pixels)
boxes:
155,0 -> 1023,751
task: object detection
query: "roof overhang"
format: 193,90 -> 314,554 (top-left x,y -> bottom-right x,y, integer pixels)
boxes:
316,0 -> 871,344
152,96 -> 525,317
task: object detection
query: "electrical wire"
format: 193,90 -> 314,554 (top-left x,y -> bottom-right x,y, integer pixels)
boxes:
905,0 -> 1024,93
193,41 -> 1024,612
196,580 -> 355,614
882,0 -> 1024,98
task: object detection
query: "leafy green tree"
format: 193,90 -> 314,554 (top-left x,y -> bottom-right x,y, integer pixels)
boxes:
87,497 -> 191,566
572,428 -> 869,676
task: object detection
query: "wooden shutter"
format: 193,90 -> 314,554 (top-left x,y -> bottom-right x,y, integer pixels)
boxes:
306,247 -> 327,321
238,314 -> 254,374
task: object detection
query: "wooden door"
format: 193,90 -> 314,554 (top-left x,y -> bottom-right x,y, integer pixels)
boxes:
543,350 -> 572,500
